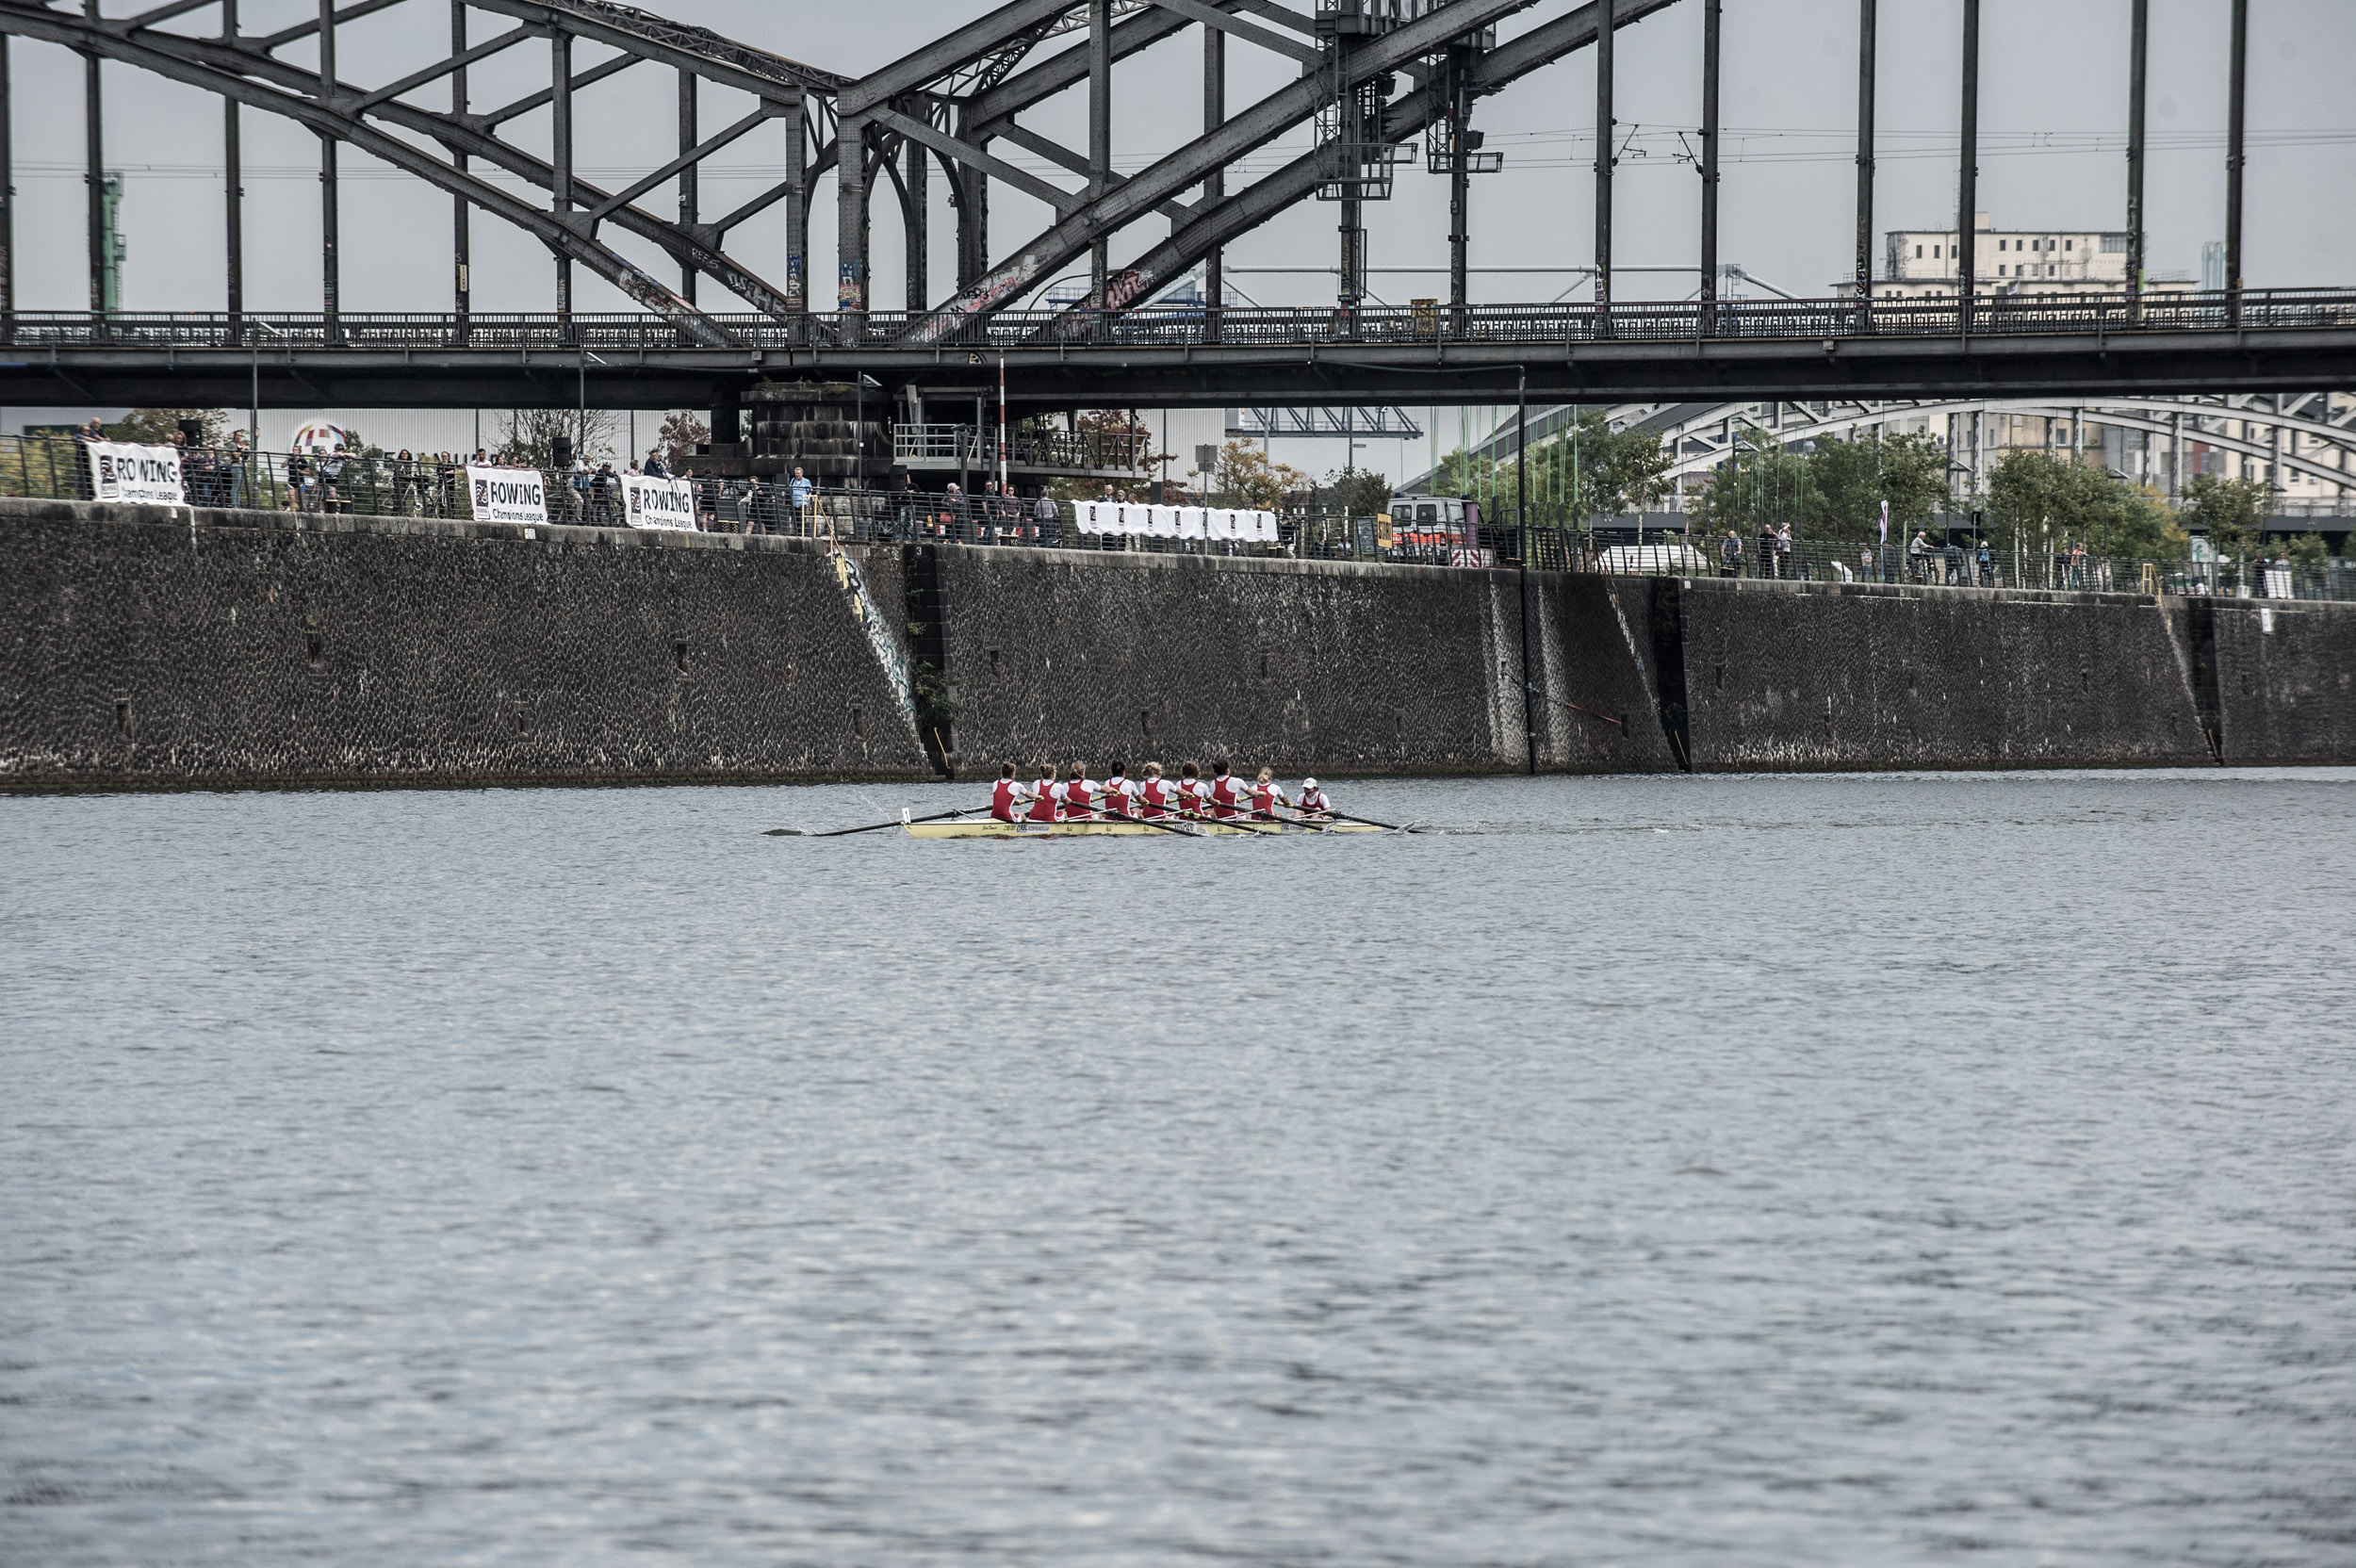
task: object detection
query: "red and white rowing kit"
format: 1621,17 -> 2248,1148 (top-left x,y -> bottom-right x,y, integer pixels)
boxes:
990,778 -> 1022,823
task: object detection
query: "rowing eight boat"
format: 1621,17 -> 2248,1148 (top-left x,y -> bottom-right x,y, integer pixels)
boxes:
906,817 -> 1383,839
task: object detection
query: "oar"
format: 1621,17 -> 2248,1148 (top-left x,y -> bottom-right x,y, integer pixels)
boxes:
1242,808 -> 1327,833
1321,808 -> 1420,833
1072,808 -> 1203,839
768,807 -> 976,838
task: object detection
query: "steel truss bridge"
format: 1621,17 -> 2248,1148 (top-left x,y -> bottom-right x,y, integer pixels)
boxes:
0,0 -> 2349,414
1445,391 -> 2356,508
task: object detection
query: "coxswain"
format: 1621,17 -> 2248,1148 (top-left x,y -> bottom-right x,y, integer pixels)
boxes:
1207,760 -> 1246,820
1178,761 -> 1211,818
990,761 -> 1024,824
1250,766 -> 1291,821
1058,763 -> 1101,820
1138,762 -> 1176,819
1101,762 -> 1135,819
1297,776 -> 1333,818
1025,762 -> 1060,825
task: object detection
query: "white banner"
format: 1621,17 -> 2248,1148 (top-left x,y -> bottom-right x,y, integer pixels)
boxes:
87,441 -> 186,505
1074,499 -> 1112,534
1118,502 -> 1150,535
621,474 -> 698,531
1147,505 -> 1179,538
467,466 -> 548,526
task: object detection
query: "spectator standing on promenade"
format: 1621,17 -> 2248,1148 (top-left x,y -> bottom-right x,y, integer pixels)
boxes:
393,450 -> 417,514
789,465 -> 811,523
645,449 -> 669,479
1977,540 -> 1993,585
320,446 -> 350,514
1034,487 -> 1060,547
1777,521 -> 1794,580
1720,530 -> 1742,578
227,430 -> 251,509
1757,517 -> 1777,579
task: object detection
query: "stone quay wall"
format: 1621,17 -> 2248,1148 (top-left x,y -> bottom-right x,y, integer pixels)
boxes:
0,497 -> 930,789
5,497 -> 2350,791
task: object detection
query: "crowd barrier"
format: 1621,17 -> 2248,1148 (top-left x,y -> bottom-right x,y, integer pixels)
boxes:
6,434 -> 2348,599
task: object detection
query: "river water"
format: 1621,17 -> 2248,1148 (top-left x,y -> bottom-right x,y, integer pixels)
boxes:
5,770 -> 2353,1566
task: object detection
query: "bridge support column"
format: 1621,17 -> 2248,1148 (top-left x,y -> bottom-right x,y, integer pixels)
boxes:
904,126 -> 927,315
0,37 -> 12,339
1853,0 -> 1874,330
551,27 -> 573,327
451,0 -> 469,342
319,0 -> 339,340
1445,43 -> 1470,335
1203,24 -> 1223,341
1698,0 -> 1718,338
221,0 -> 240,331
83,0 -> 102,321
1956,0 -> 1977,339
951,125 -> 987,293
2126,0 -> 2147,323
1594,0 -> 1613,338
677,71 -> 696,305
1088,0 -> 1110,322
2225,0 -> 2246,325
784,92 -> 807,326
838,114 -> 870,335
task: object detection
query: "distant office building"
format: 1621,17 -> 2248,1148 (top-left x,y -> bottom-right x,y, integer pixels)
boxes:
1858,213 -> 2196,301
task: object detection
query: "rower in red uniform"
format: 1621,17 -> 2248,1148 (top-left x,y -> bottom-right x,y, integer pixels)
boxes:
1250,766 -> 1291,821
1296,776 -> 1333,818
1057,763 -> 1101,820
1177,762 -> 1210,818
1101,762 -> 1135,818
1025,762 -> 1060,825
990,762 -> 1024,823
1138,763 -> 1175,819
1207,760 -> 1246,820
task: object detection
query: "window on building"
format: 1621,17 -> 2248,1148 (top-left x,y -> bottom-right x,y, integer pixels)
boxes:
1915,244 -> 1923,258
1999,239 -> 2008,251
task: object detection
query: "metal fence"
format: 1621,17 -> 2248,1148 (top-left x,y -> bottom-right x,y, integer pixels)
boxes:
3,288 -> 2352,352
7,433 -> 2349,599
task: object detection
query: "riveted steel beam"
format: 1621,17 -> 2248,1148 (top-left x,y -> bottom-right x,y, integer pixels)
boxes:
1041,0 -> 1680,338
0,2 -> 730,341
913,0 -> 1547,341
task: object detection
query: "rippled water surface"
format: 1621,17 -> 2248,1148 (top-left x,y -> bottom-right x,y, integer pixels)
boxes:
5,770 -> 2354,1566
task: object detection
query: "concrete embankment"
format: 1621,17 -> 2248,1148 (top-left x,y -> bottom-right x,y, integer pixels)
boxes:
1656,577 -> 2217,771
4,496 -> 2350,790
0,496 -> 931,789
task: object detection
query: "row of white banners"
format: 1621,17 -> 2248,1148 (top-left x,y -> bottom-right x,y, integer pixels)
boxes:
1072,501 -> 1281,542
468,469 -> 700,530
84,445 -> 1268,545
82,442 -> 702,531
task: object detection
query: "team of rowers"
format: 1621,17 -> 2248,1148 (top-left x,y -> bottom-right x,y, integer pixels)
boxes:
989,760 -> 1334,825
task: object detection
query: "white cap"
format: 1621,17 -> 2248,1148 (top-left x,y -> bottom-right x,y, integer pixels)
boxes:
1302,777 -> 1317,789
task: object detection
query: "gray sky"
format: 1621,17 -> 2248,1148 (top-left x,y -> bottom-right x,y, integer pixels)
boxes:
4,0 -> 2349,469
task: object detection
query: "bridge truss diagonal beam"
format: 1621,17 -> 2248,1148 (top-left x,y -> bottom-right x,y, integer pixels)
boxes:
1044,0 -> 1680,339
909,0 -> 1558,344
0,0 -> 740,339
4,0 -> 811,322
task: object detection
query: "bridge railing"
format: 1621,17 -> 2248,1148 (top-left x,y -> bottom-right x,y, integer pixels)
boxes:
5,289 -> 2353,351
